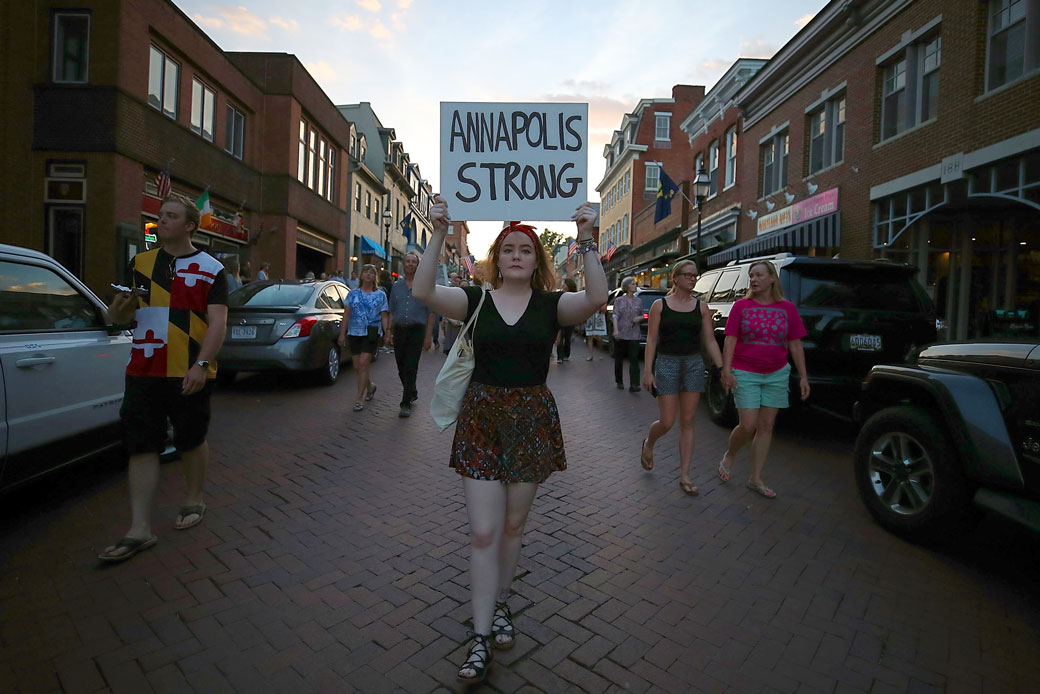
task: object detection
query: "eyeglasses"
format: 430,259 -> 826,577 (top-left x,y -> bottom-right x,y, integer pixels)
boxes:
677,272 -> 698,280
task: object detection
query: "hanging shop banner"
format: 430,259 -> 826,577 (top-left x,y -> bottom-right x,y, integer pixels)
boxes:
440,102 -> 588,221
757,188 -> 839,236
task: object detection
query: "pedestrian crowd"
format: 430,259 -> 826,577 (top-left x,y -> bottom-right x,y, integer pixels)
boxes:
95,191 -> 811,685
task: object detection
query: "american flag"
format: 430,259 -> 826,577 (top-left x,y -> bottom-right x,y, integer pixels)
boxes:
462,254 -> 476,277
154,167 -> 171,198
567,239 -> 578,259
603,242 -> 618,261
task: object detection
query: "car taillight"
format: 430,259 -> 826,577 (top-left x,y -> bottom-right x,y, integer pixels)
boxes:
642,313 -> 649,319
282,316 -> 317,339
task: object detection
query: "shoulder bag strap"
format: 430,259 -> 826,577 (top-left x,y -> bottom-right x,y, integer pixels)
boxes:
461,289 -> 487,339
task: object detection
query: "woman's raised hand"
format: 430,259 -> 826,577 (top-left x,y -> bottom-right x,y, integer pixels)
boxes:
431,195 -> 451,234
572,203 -> 596,239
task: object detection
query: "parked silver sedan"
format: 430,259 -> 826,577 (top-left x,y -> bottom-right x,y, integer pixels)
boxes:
217,279 -> 351,386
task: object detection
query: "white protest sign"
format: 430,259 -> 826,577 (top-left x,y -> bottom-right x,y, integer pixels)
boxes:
440,102 -> 588,221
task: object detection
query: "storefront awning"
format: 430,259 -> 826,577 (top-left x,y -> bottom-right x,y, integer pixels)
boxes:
707,212 -> 840,266
617,250 -> 679,277
360,235 -> 387,260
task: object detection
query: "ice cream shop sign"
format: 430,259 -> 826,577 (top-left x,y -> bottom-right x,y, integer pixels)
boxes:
141,194 -> 248,243
757,188 -> 838,235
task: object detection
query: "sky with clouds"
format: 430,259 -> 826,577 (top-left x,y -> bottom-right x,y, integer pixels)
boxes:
174,0 -> 823,252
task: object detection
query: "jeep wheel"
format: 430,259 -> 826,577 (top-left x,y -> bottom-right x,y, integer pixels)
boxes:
853,405 -> 978,542
706,367 -> 737,427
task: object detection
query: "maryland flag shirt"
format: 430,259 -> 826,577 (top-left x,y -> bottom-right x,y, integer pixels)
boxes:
127,248 -> 228,379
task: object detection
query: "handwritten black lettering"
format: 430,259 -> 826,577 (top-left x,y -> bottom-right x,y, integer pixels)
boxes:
456,163 -> 480,202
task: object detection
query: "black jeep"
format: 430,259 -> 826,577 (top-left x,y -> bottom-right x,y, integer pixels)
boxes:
696,254 -> 938,425
853,341 -> 1040,541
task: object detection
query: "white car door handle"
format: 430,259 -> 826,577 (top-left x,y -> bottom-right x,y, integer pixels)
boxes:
16,356 -> 56,368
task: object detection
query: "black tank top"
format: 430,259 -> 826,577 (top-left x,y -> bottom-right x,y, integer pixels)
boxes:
657,297 -> 702,356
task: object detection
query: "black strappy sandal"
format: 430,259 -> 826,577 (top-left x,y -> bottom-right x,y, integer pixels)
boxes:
492,601 -> 515,650
457,632 -> 493,684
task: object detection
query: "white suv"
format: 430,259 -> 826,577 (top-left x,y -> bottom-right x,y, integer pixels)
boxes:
0,244 -> 133,491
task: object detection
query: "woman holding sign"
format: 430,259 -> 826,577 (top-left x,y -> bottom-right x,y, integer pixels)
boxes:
413,198 -> 606,684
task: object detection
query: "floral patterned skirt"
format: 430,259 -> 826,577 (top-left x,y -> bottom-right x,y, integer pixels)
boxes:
450,382 -> 566,483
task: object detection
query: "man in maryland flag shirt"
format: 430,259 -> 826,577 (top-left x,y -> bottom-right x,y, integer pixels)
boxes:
99,197 -> 228,563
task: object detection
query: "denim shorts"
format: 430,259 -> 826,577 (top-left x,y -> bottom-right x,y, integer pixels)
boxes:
733,363 -> 791,409
653,353 -> 706,395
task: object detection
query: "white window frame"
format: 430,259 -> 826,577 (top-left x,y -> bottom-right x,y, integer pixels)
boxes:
708,141 -> 720,197
623,214 -> 629,242
190,78 -> 215,142
725,127 -> 737,188
655,113 -> 671,141
225,104 -> 245,159
645,163 -> 660,192
624,170 -> 630,194
298,120 -> 308,183
986,0 -> 1036,92
326,148 -> 335,203
760,130 -> 788,196
879,32 -> 941,142
148,45 -> 179,119
52,12 -> 90,84
808,94 -> 846,174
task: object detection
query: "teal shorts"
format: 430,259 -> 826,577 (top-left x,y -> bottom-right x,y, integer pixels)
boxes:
733,363 -> 791,409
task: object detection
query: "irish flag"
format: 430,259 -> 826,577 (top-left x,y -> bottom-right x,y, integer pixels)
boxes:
195,190 -> 212,228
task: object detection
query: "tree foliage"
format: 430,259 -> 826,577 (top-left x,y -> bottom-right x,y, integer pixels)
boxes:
539,228 -> 565,252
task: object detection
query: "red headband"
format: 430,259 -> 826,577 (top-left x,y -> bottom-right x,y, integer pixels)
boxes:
496,221 -> 539,248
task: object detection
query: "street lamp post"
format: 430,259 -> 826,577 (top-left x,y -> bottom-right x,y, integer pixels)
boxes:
381,208 -> 392,273
693,165 -> 711,257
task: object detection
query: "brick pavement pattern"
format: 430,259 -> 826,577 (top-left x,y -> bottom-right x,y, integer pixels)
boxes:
2,348 -> 1039,693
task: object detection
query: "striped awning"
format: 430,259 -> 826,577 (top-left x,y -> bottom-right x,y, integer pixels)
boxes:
707,212 -> 840,266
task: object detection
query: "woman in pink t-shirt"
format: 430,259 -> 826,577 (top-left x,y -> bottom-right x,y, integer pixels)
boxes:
718,261 -> 810,498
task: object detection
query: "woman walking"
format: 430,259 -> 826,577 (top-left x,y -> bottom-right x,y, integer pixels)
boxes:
640,261 -> 723,495
337,264 -> 389,411
719,261 -> 809,498
413,200 -> 606,684
555,278 -> 578,362
583,302 -> 607,360
611,277 -> 643,391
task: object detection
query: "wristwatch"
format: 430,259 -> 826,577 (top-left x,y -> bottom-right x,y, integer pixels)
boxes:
195,360 -> 210,369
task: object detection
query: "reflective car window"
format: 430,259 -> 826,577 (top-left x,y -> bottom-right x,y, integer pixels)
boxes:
797,267 -> 927,311
0,260 -> 102,332
693,273 -> 718,299
709,270 -> 740,302
229,283 -> 313,307
640,293 -> 664,311
316,287 -> 344,310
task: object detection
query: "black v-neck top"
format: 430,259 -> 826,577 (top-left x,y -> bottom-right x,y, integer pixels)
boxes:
463,286 -> 564,387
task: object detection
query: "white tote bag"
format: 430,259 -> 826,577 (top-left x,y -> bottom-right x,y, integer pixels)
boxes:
430,290 -> 487,431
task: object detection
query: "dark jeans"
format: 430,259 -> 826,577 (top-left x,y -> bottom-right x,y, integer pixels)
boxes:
393,324 -> 426,406
614,338 -> 641,387
557,326 -> 573,360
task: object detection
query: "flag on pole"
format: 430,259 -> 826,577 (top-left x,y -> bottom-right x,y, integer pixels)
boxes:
654,167 -> 680,224
603,241 -> 618,261
154,167 -> 171,198
195,189 -> 212,228
567,239 -> 578,259
462,254 -> 476,276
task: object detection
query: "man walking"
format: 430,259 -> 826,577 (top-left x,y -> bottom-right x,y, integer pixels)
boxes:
385,251 -> 435,418
99,196 -> 228,562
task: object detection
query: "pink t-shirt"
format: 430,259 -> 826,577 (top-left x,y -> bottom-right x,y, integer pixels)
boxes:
724,298 -> 807,374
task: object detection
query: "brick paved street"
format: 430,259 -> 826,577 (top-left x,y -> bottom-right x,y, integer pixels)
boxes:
2,348 -> 1039,693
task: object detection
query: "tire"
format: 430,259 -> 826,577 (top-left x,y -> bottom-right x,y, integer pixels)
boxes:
318,344 -> 341,386
706,367 -> 738,427
216,369 -> 237,387
853,405 -> 978,543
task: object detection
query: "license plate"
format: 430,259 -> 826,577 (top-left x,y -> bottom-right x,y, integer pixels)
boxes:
849,333 -> 882,351
231,325 -> 257,340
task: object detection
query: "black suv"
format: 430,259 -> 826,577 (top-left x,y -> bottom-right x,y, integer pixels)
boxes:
696,254 -> 937,425
853,341 -> 1040,541
603,287 -> 666,356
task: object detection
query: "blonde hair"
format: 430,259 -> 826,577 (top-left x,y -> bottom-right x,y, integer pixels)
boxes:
666,260 -> 697,296
485,229 -> 556,292
160,196 -> 200,235
744,261 -> 785,301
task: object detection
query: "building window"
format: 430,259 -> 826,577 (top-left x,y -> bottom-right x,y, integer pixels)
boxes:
808,95 -> 845,174
694,153 -> 703,181
298,121 -> 308,183
708,141 -> 720,197
148,45 -> 179,119
53,12 -> 90,83
308,130 -> 318,190
355,183 -> 362,213
645,163 -> 660,192
375,200 -> 380,220
760,130 -> 789,196
359,136 -> 366,161
725,127 -> 737,188
623,214 -> 629,242
225,105 -> 245,159
987,0 -> 1031,90
625,170 -> 630,194
365,191 -> 372,219
318,139 -> 328,198
880,34 -> 941,141
325,149 -> 335,203
190,79 -> 215,142
655,113 -> 671,141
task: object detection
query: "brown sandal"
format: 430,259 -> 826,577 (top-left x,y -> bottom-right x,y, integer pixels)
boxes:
640,438 -> 654,470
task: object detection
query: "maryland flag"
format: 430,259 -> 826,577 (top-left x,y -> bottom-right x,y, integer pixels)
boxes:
654,168 -> 679,224
195,189 -> 212,228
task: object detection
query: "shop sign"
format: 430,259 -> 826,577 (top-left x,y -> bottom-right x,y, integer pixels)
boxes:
757,188 -> 838,235
141,194 -> 248,243
297,228 -> 335,256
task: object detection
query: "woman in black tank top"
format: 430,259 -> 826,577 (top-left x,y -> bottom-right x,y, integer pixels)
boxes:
640,261 -> 723,495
